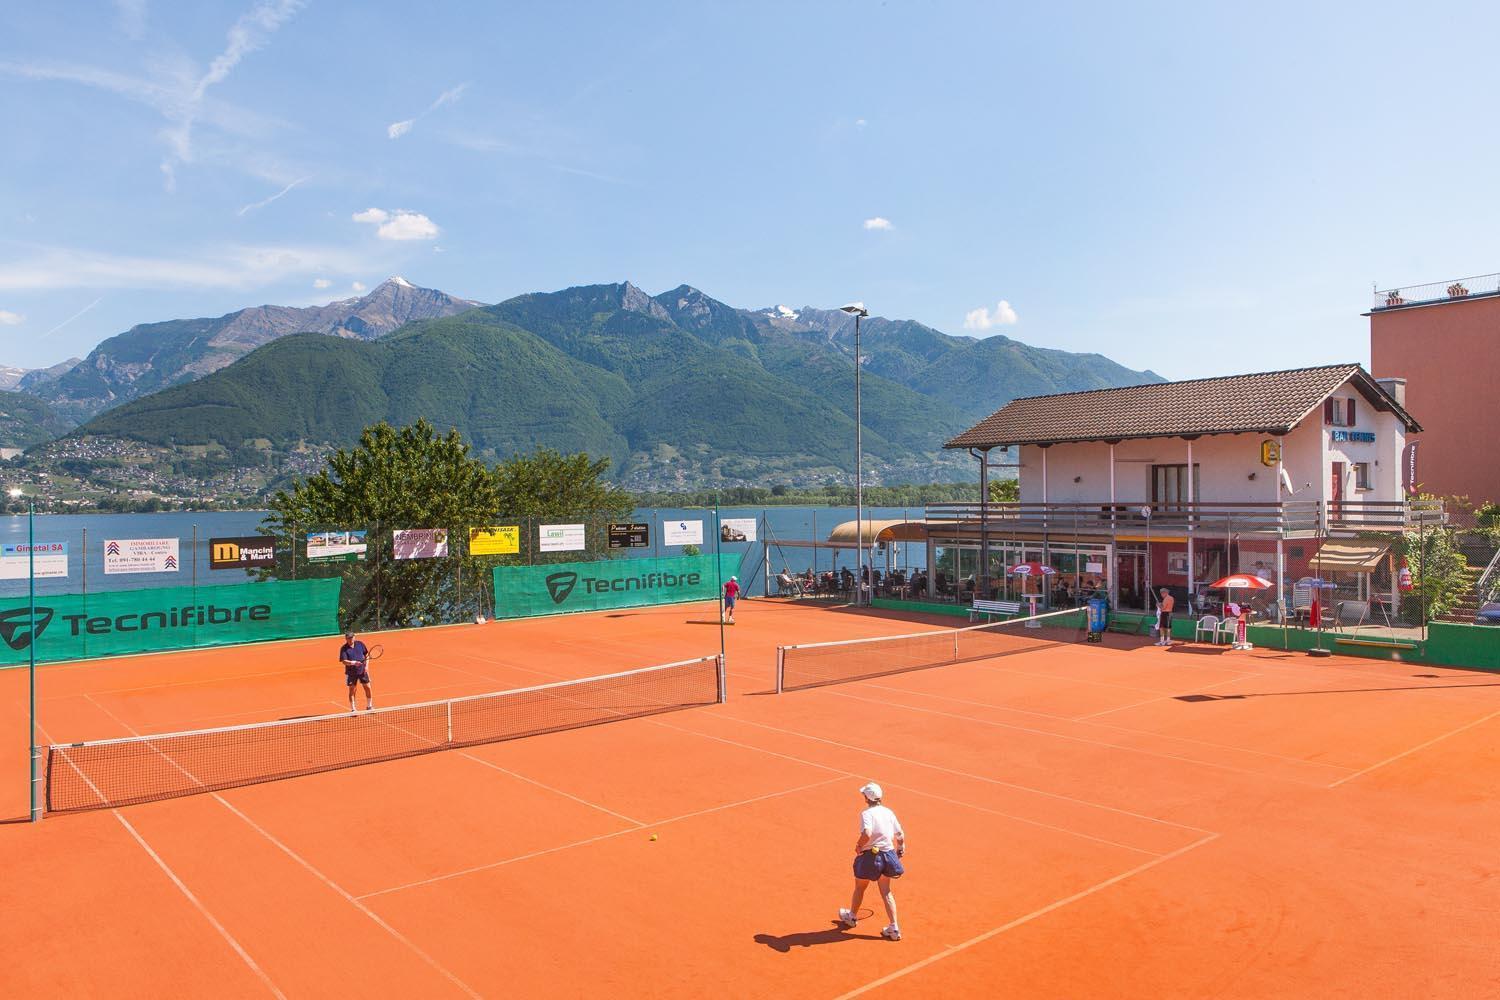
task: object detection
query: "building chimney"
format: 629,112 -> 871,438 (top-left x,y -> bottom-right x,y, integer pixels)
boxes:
1376,376 -> 1406,408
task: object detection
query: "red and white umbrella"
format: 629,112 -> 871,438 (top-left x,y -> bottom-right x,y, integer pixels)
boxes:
1207,575 -> 1272,591
1010,562 -> 1056,576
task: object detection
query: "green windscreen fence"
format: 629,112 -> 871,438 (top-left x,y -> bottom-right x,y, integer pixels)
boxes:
493,553 -> 743,619
0,578 -> 341,666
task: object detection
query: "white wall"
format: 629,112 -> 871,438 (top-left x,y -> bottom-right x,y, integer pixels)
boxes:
1013,376 -> 1407,506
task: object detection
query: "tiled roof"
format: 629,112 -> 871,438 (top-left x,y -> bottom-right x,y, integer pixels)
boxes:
945,363 -> 1421,449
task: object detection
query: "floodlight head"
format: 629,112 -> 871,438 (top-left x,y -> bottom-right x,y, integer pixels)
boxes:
839,302 -> 868,317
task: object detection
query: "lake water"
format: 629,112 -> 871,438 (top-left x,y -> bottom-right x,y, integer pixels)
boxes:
0,506 -> 931,598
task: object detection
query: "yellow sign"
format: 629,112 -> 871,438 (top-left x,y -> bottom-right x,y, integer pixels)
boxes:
468,525 -> 520,555
1260,440 -> 1281,468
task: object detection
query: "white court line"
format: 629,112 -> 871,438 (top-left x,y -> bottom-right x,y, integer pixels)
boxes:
648,718 -> 1166,858
73,701 -> 482,998
1327,706 -> 1500,788
1071,676 -> 1250,720
708,712 -> 1213,834
831,832 -> 1221,999
849,679 -> 1351,771
35,721 -> 285,999
456,754 -> 644,825
359,775 -> 847,900
820,688 -> 1335,787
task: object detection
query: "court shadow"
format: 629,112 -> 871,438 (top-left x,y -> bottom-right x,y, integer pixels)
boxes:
754,924 -> 879,952
1165,645 -> 1229,656
684,620 -> 732,626
1175,681 -> 1500,702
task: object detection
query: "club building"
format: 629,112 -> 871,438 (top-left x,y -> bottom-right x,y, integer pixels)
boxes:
925,363 -> 1437,618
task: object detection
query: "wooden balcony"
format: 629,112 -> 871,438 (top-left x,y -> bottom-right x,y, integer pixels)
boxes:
925,498 -> 1441,538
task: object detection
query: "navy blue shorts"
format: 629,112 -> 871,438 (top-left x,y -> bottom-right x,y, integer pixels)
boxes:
345,665 -> 370,686
853,849 -> 904,881
725,594 -> 737,607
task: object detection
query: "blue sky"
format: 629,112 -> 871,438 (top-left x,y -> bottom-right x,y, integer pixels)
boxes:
2,1 -> 1497,378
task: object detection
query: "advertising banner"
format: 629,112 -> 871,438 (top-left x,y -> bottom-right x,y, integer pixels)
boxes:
493,553 -> 742,620
608,523 -> 650,549
393,528 -> 449,560
469,526 -> 519,556
719,518 -> 757,543
539,523 -> 586,553
663,519 -> 703,546
0,542 -> 69,580
307,529 -> 367,563
209,536 -> 277,570
104,538 -> 179,575
0,578 -> 341,666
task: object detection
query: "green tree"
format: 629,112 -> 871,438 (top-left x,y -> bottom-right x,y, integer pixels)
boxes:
493,447 -> 633,563
988,477 -> 1019,504
263,420 -> 501,629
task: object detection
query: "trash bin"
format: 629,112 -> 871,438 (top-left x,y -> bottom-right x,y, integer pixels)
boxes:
1087,596 -> 1109,642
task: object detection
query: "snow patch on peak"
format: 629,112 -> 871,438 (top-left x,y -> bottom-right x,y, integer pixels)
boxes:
387,276 -> 416,289
773,305 -> 798,320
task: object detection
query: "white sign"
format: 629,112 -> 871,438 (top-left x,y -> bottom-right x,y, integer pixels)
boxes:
104,537 -> 179,575
0,542 -> 69,580
393,528 -> 449,560
539,523 -> 586,552
664,519 -> 704,546
1085,561 -> 1104,574
719,518 -> 757,543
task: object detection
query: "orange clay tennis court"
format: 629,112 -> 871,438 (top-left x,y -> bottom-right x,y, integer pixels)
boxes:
2,599 -> 1499,997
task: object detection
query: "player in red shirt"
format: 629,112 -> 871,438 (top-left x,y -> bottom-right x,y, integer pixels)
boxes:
723,575 -> 740,624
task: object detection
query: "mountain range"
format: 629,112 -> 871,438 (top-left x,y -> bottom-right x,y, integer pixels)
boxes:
22,279 -> 1161,493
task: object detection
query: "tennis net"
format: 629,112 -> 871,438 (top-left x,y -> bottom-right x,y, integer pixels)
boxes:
46,655 -> 725,814
776,608 -> 1088,692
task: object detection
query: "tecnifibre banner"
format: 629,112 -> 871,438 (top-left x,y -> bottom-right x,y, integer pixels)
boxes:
0,578 -> 341,666
492,554 -> 742,619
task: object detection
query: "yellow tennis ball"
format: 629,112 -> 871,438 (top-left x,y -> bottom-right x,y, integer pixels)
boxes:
649,834 -> 658,841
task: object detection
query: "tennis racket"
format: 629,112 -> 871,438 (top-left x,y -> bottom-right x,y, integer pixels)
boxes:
367,644 -> 384,660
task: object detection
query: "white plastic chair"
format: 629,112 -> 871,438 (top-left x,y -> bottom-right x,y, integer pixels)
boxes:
1194,615 -> 1220,644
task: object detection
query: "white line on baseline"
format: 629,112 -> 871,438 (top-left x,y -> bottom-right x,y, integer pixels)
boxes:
358,775 -> 847,900
1327,706 -> 1500,788
73,701 -> 482,998
35,721 -> 286,999
831,832 -> 1221,1000
647,718 -> 1167,857
708,713 -> 1213,834
819,687 -> 1335,787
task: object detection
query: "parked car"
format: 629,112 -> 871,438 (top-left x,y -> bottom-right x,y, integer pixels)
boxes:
1475,602 -> 1500,626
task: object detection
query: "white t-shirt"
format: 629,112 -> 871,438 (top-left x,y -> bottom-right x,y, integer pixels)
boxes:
859,804 -> 904,852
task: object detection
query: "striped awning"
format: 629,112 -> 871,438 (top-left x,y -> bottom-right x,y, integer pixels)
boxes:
1312,540 -> 1390,573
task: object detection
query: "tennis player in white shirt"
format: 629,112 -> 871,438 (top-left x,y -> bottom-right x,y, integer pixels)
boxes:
838,782 -> 906,941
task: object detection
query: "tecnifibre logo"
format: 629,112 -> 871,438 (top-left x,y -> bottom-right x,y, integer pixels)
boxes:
0,606 -> 54,651
546,572 -> 578,604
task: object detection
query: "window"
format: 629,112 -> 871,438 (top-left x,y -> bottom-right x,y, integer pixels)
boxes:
1353,462 -> 1372,491
1323,397 -> 1355,427
1150,464 -> 1201,507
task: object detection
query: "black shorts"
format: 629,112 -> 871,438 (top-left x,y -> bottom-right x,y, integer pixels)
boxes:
1159,613 -> 1172,630
853,849 -> 904,881
344,665 -> 370,685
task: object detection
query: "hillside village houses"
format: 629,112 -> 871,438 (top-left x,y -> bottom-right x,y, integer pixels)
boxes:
928,363 -> 1433,624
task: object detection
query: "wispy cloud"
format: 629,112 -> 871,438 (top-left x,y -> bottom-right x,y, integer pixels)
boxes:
237,175 -> 309,216
352,207 -> 440,241
0,310 -> 24,326
863,217 -> 893,231
0,244 -> 372,292
39,297 -> 104,338
313,278 -> 332,289
387,81 -> 470,140
114,0 -> 148,39
963,300 -> 1019,331
351,281 -> 367,292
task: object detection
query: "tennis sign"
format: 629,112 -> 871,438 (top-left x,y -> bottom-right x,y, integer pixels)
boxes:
0,542 -> 69,580
306,529 -> 367,563
104,538 -> 179,575
469,526 -> 519,556
209,536 -> 277,570
492,553 -> 741,619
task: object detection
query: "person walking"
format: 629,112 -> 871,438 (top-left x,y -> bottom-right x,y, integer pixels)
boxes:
340,630 -> 374,711
838,782 -> 906,941
1155,587 -> 1176,647
722,574 -> 740,624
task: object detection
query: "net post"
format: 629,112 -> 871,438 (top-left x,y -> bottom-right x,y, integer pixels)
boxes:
775,647 -> 785,694
446,700 -> 453,745
716,654 -> 727,703
32,744 -> 45,820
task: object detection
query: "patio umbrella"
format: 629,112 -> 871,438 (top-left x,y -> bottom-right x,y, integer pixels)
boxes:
1207,574 -> 1273,646
1009,562 -> 1056,576
1300,578 -> 1339,654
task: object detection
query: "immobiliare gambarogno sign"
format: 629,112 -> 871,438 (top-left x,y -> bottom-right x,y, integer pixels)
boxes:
491,554 -> 741,619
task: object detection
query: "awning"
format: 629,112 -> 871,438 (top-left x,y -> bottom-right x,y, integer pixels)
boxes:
1312,539 -> 1390,573
826,520 -> 929,545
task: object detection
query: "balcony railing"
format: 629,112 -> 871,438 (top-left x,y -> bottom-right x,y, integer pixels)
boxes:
1373,272 -> 1500,310
926,498 -> 1441,536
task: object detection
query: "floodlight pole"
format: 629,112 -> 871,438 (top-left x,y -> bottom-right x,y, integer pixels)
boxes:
841,303 -> 870,607
25,496 -> 38,821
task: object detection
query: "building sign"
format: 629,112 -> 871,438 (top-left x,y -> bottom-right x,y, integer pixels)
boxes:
719,518 -> 757,543
663,520 -> 704,546
1330,430 -> 1375,443
1402,441 -> 1419,493
209,537 -> 276,570
0,542 -> 69,580
104,538 -> 179,574
608,523 -> 650,549
306,530 -> 367,563
539,523 -> 586,552
1259,440 -> 1280,468
469,526 -> 519,556
392,529 -> 448,560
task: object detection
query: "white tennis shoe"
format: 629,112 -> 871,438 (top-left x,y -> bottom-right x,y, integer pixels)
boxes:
838,908 -> 857,928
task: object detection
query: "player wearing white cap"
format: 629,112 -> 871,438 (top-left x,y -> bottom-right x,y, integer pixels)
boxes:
838,782 -> 906,941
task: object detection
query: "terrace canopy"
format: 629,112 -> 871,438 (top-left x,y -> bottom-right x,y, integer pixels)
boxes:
825,520 -> 930,545
1311,539 -> 1390,574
